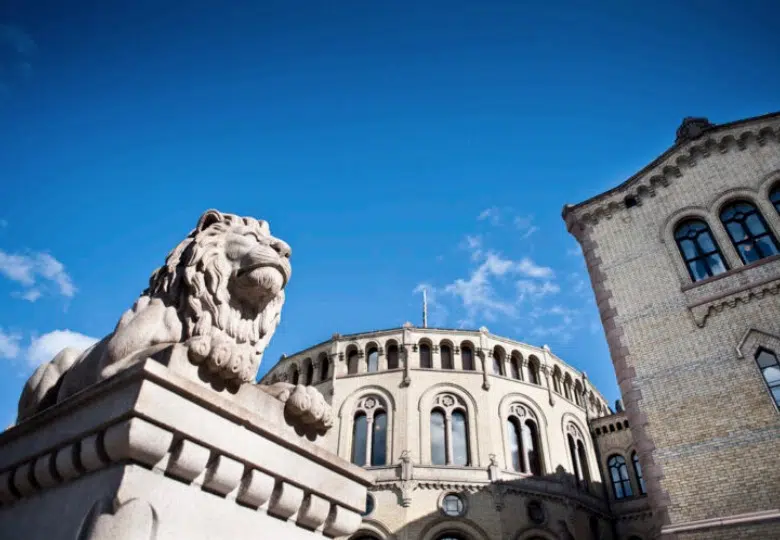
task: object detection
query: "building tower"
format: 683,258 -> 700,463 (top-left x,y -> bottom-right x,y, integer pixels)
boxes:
563,112 -> 780,539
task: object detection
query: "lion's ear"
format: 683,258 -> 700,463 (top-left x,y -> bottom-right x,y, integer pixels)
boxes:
196,209 -> 224,232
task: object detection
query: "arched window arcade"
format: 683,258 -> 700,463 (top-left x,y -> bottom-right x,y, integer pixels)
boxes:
350,395 -> 389,467
430,393 -> 470,466
505,403 -> 543,475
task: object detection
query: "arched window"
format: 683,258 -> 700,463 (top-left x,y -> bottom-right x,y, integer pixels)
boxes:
567,434 -> 580,480
510,353 -> 522,380
320,355 -> 330,382
351,413 -> 367,465
304,359 -> 313,385
441,344 -> 454,370
420,343 -> 432,369
506,403 -> 542,475
351,396 -> 389,467
552,368 -> 562,394
770,184 -> 780,214
492,347 -> 505,376
563,375 -> 573,400
291,367 -> 299,385
720,201 -> 780,264
386,343 -> 399,370
347,349 -> 359,375
461,345 -> 475,371
674,219 -> 728,281
371,412 -> 387,466
367,346 -> 379,373
632,451 -> 646,495
608,455 -> 633,499
430,394 -> 470,466
577,440 -> 590,484
430,409 -> 446,465
507,417 -> 524,472
574,381 -> 584,406
754,348 -> 780,407
528,357 -> 541,385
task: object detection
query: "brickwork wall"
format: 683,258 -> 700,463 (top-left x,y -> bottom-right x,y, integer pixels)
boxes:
565,116 -> 780,537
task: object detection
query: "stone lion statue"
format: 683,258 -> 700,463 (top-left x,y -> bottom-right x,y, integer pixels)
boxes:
17,209 -> 331,432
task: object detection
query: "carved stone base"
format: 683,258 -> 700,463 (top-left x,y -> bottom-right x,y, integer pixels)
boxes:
0,360 -> 372,539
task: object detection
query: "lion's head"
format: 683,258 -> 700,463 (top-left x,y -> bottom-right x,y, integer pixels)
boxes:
146,209 -> 292,383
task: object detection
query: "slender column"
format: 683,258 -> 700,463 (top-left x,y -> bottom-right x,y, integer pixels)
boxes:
312,359 -> 322,384
541,345 -> 555,406
444,412 -> 453,465
479,349 -> 490,390
365,416 -> 374,467
378,347 -> 387,371
520,423 -> 531,473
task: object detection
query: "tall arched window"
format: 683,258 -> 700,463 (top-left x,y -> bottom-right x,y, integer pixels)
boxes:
320,355 -> 330,382
492,347 -> 505,376
351,396 -> 388,467
510,353 -> 522,379
563,375 -> 573,400
420,343 -> 432,369
461,345 -> 475,371
608,455 -> 633,499
291,367 -> 299,385
430,409 -> 446,465
632,451 -> 646,495
567,434 -> 580,480
347,349 -> 359,375
528,357 -> 541,385
574,381 -> 584,406
770,184 -> 780,214
507,417 -> 524,472
441,344 -> 454,370
720,201 -> 780,264
754,348 -> 780,407
304,359 -> 314,385
577,440 -> 590,484
371,412 -> 387,466
430,394 -> 470,466
351,413 -> 367,466
505,403 -> 542,475
674,219 -> 728,282
386,343 -> 399,370
552,368 -> 562,394
367,346 -> 379,373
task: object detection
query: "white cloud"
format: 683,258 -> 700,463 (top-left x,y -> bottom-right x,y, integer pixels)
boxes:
0,328 -> 22,360
0,249 -> 76,300
513,215 -> 539,239
460,235 -> 483,261
477,207 -> 501,225
27,330 -> 98,368
516,279 -> 560,301
516,257 -> 553,278
12,288 -> 42,302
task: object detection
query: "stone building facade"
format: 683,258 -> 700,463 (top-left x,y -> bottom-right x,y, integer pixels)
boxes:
563,112 -> 780,538
260,326 -> 654,539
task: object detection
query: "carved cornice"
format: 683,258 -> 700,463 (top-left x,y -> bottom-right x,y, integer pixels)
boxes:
688,276 -> 780,327
564,115 -> 780,230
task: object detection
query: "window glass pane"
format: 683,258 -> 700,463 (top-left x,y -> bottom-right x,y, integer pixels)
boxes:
348,352 -> 358,374
430,410 -> 446,465
462,347 -> 474,370
762,366 -> 780,385
387,345 -> 398,369
745,213 -> 767,236
367,349 -> 378,372
526,421 -> 542,475
351,414 -> 367,465
371,412 -> 387,465
451,411 -> 469,466
492,355 -> 501,375
738,242 -> 761,264
771,188 -> 780,204
678,238 -> 697,259
508,419 -> 522,471
420,344 -> 432,368
697,231 -> 717,253
568,436 -> 580,480
771,386 -> 780,404
510,359 -> 520,379
577,441 -> 590,483
725,221 -> 746,241
688,260 -> 710,281
756,235 -> 780,257
292,370 -> 299,385
756,350 -> 778,368
441,346 -> 453,369
321,358 -> 329,381
705,254 -> 727,275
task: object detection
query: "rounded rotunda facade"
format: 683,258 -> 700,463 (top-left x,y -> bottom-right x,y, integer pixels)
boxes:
260,325 -> 631,540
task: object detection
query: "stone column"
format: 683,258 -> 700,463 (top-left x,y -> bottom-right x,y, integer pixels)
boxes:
378,347 -> 387,371
365,416 -> 374,467
478,349 -> 490,390
444,412 -> 454,465
541,345 -> 555,406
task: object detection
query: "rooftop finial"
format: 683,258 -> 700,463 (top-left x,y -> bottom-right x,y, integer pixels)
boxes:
422,288 -> 428,328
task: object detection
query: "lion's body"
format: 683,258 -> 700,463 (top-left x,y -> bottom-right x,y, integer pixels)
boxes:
17,210 -> 292,423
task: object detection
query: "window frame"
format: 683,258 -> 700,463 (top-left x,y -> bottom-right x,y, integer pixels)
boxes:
673,218 -> 729,282
607,454 -> 633,500
719,200 -> 780,265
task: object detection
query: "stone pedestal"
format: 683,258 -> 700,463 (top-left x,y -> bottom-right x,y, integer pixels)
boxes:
0,360 -> 372,539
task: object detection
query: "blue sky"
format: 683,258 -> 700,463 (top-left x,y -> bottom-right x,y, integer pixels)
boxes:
1,1 -> 779,427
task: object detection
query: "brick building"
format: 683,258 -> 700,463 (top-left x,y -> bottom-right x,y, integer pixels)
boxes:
563,112 -> 780,538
